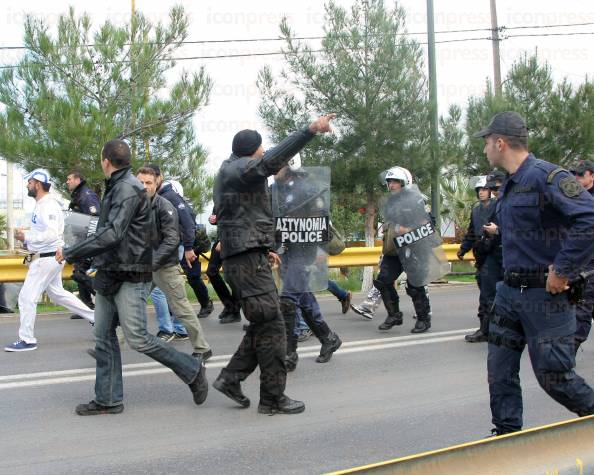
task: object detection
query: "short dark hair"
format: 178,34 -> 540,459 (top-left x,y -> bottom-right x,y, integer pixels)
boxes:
102,140 -> 131,168
41,182 -> 51,192
137,166 -> 157,177
492,133 -> 528,151
67,169 -> 84,181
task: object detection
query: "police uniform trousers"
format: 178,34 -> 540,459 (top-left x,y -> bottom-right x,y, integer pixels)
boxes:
71,258 -> 95,308
488,282 -> 594,433
574,278 -> 594,353
219,250 -> 287,403
476,255 -> 503,327
206,241 -> 240,312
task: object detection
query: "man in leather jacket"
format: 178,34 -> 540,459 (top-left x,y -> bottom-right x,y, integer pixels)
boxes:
212,114 -> 335,415
58,139 -> 208,415
137,167 -> 212,360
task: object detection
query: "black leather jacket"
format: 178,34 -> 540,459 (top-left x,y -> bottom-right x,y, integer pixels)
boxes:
64,167 -> 153,273
151,194 -> 180,271
214,127 -> 316,260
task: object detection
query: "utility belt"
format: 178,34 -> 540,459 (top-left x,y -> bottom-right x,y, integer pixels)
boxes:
23,251 -> 57,267
503,271 -> 547,289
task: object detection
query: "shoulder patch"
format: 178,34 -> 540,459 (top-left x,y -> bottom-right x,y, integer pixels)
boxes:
559,176 -> 582,198
177,203 -> 185,209
89,206 -> 97,214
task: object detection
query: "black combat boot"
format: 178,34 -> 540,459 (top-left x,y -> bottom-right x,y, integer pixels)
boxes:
378,311 -> 403,330
411,316 -> 431,333
213,374 -> 250,408
258,395 -> 305,415
301,311 -> 341,363
465,316 -> 489,342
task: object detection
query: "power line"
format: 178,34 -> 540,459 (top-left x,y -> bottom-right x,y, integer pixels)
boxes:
0,21 -> 592,51
0,30 -> 592,70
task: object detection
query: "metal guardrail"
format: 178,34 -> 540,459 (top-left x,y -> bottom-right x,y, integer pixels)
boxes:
0,244 -> 471,283
327,415 -> 594,475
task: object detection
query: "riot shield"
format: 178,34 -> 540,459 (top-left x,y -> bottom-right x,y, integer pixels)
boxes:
272,166 -> 330,293
63,211 -> 98,248
380,185 -> 449,287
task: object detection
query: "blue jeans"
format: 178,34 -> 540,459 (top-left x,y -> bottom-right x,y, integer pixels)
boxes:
328,280 -> 348,301
93,281 -> 199,406
151,287 -> 187,335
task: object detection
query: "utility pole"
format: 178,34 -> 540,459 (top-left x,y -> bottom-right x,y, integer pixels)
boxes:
6,161 -> 14,250
490,0 -> 502,95
426,0 -> 440,227
130,0 -> 137,161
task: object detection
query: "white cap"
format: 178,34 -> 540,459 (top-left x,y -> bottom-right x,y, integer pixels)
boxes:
24,168 -> 51,184
163,179 -> 184,198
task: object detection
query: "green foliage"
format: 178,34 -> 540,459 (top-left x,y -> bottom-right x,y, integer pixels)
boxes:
0,6 -> 213,211
465,53 -> 594,173
439,174 -> 476,240
257,0 -> 430,238
0,214 -> 7,249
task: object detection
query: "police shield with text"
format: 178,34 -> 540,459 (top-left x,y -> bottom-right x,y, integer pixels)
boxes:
272,161 -> 341,370
376,166 -> 448,333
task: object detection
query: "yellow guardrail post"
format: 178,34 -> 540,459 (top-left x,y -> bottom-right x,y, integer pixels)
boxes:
0,245 -> 472,283
327,415 -> 594,475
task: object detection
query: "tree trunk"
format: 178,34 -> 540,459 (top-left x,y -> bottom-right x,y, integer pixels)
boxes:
361,191 -> 377,293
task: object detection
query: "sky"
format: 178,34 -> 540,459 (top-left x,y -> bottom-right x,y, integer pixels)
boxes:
1,0 -> 593,215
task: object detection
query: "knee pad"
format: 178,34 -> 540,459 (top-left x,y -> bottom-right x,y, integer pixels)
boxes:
280,297 -> 296,316
405,283 -> 427,299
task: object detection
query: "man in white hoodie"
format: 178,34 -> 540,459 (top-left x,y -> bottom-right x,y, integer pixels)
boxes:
4,169 -> 94,352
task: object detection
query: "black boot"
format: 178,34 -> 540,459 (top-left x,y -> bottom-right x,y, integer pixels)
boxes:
465,316 -> 489,342
213,374 -> 250,408
378,311 -> 403,331
258,395 -> 305,415
301,311 -> 341,363
218,305 -> 241,324
411,316 -> 431,333
198,300 -> 214,318
317,331 -> 342,363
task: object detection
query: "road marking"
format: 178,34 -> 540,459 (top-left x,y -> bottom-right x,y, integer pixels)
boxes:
0,328 -> 476,390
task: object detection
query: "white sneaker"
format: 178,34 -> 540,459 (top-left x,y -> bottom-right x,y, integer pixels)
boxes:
350,304 -> 374,320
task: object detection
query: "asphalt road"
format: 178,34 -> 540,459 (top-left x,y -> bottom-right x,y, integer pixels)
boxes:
1,284 -> 593,474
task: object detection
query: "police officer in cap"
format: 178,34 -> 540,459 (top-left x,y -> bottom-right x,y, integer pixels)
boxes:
475,111 -> 594,435
66,170 -> 101,317
569,159 -> 594,354
212,114 -> 335,415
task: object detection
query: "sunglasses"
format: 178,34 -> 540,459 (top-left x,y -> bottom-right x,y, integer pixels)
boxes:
571,171 -> 585,177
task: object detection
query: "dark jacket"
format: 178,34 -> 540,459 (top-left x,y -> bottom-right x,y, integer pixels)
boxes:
151,194 -> 180,271
459,199 -> 496,260
68,181 -> 101,216
214,127 -> 316,260
158,183 -> 195,251
64,167 -> 153,273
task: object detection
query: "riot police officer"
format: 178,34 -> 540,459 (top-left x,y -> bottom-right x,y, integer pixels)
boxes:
272,161 -> 341,372
66,170 -> 101,316
569,159 -> 594,354
376,167 -> 434,334
475,111 -> 594,435
457,176 -> 496,343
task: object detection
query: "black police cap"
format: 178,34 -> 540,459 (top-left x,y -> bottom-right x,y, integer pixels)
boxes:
232,129 -> 262,157
569,159 -> 594,174
473,111 -> 528,139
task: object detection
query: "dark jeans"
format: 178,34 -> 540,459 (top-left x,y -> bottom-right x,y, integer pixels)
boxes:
72,260 -> 95,308
93,281 -> 199,406
282,291 -> 325,337
180,256 -> 210,307
206,241 -> 239,311
220,250 -> 287,403
488,282 -> 594,432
